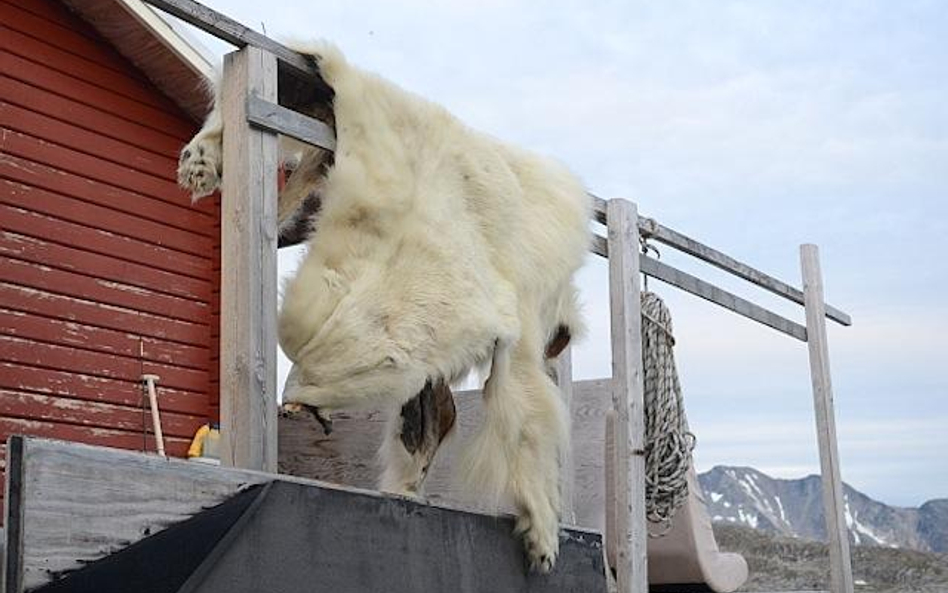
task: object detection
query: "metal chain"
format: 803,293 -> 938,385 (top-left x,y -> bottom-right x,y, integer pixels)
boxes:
641,291 -> 696,536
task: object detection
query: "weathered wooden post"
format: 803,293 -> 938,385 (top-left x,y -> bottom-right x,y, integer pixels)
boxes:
607,198 -> 648,593
219,46 -> 280,472
801,244 -> 855,593
554,346 -> 576,524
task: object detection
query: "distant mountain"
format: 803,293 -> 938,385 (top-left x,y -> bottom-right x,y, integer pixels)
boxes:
697,465 -> 948,553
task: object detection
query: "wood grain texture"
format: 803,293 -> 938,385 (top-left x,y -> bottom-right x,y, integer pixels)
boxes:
0,389 -> 203,439
593,234 -> 809,342
0,257 -> 209,324
140,0 -> 328,89
641,256 -> 808,342
3,76 -> 186,156
801,245 -> 855,593
4,437 -> 606,593
2,52 -> 194,139
589,193 -> 850,327
0,283 -> 209,347
604,410 -> 618,569
607,198 -> 648,593
1,2 -> 161,82
0,159 -> 216,246
219,47 -> 279,472
0,363 -> 207,418
278,379 -> 615,529
2,25 -> 176,112
4,436 -> 268,590
1,102 -> 180,181
0,220 -> 210,302
1,0 -> 219,491
246,96 -> 336,150
642,218 -> 851,327
0,307 -> 208,369
2,130 -> 200,208
555,346 -> 576,524
0,191 -> 211,277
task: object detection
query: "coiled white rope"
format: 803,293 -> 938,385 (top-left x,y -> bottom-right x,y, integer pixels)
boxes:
641,291 -> 696,536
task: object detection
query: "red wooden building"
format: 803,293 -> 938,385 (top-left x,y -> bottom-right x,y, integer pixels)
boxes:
1,0 -> 220,508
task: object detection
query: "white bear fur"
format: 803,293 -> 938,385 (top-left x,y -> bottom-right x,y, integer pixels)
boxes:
179,42 -> 590,572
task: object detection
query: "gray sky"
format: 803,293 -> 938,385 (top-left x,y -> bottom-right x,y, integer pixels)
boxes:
181,0 -> 947,507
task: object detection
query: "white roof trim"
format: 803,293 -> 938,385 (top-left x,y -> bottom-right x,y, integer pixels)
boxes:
118,0 -> 218,83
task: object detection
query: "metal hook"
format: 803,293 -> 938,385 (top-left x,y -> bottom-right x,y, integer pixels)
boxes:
640,237 -> 660,291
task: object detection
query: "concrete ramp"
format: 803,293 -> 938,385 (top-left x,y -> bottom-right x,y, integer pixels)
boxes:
3,437 -> 607,593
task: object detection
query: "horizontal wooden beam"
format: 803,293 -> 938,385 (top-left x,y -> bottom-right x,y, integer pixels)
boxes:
594,233 -> 806,340
5,437 -> 606,592
140,0 -> 333,100
246,96 -> 336,150
591,195 -> 849,327
638,217 -> 851,327
642,256 -> 808,341
590,193 -> 608,225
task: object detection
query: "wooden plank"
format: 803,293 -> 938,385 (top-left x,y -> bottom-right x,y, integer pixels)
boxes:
0,160 -> 216,250
246,96 -> 336,150
4,437 -> 605,593
604,410 -> 618,571
3,76 -> 187,154
2,130 -> 203,211
0,335 -> 208,393
2,25 -> 177,111
1,101 -> 179,181
640,218 -> 851,327
606,198 -> 648,593
591,233 -> 608,258
0,188 -> 211,278
1,1 -> 160,83
800,244 -> 855,593
0,307 -> 208,371
590,193 -> 608,225
2,52 -> 195,138
0,223 -> 210,302
589,194 -> 850,327
219,47 -> 279,472
0,258 -> 209,325
0,389 -> 204,440
0,421 -> 190,463
140,0 -> 323,84
640,256 -> 809,342
554,346 -> 575,524
4,436 -> 25,593
0,282 -> 210,347
277,379 -> 614,528
0,362 -> 207,417
595,232 -> 805,344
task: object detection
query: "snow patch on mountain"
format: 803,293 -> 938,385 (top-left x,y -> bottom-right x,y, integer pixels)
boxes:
698,465 -> 948,553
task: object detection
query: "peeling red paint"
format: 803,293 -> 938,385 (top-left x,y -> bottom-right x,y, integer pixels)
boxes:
1,0 -> 222,510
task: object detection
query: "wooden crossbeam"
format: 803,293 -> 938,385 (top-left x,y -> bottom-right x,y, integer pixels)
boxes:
592,233 -> 808,342
143,0 -> 317,79
590,194 -> 850,327
246,96 -> 336,150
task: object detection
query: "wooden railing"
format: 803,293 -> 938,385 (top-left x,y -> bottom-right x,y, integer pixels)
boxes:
139,2 -> 855,592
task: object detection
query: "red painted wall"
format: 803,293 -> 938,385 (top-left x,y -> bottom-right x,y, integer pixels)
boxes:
0,0 -> 221,510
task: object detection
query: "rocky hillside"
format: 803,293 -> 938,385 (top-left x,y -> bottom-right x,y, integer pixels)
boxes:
714,523 -> 948,593
698,465 -> 948,553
